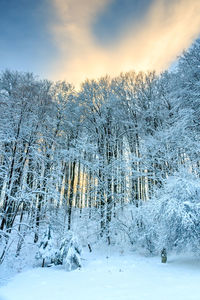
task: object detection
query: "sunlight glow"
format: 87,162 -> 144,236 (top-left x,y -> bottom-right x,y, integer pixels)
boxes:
50,0 -> 200,86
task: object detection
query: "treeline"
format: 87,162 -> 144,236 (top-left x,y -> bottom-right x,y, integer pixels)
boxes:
0,39 -> 200,262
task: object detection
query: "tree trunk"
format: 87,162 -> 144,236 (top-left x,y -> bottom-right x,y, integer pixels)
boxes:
68,161 -> 76,230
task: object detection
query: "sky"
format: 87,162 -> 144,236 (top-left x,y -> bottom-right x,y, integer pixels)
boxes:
0,0 -> 200,86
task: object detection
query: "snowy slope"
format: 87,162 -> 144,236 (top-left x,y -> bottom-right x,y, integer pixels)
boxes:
0,248 -> 200,300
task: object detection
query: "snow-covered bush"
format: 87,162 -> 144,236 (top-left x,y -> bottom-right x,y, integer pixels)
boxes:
55,231 -> 82,271
35,226 -> 56,267
151,169 -> 200,256
132,204 -> 157,254
119,169 -> 200,258
112,203 -> 157,254
124,203 -> 157,254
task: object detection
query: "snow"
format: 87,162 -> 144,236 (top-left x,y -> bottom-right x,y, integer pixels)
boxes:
0,248 -> 200,300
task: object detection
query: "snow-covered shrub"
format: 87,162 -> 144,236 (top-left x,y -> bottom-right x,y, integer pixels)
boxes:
151,169 -> 200,256
55,231 -> 82,271
127,203 -> 157,254
135,204 -> 157,254
112,203 -> 157,254
35,226 -> 56,267
119,169 -> 200,258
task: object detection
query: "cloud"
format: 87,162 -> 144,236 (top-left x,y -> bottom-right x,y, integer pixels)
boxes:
50,0 -> 200,86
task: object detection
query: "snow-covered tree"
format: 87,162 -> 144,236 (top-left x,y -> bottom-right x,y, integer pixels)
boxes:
36,226 -> 56,267
55,231 -> 82,271
151,169 -> 200,259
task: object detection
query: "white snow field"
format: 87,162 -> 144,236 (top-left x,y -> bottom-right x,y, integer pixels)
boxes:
0,248 -> 200,300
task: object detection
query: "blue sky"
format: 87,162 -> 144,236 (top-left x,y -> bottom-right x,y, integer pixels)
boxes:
0,0 -> 152,76
0,0 -> 57,77
93,0 -> 154,45
0,0 -> 200,84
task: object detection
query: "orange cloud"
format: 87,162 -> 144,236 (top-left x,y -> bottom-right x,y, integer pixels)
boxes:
50,0 -> 200,86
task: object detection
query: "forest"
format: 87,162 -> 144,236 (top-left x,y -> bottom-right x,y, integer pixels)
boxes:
0,38 -> 200,268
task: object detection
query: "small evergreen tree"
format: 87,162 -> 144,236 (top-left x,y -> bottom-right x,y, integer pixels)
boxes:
55,231 -> 82,271
35,226 -> 56,267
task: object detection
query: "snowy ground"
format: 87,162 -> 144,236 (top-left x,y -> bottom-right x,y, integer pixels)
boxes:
0,247 -> 200,300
